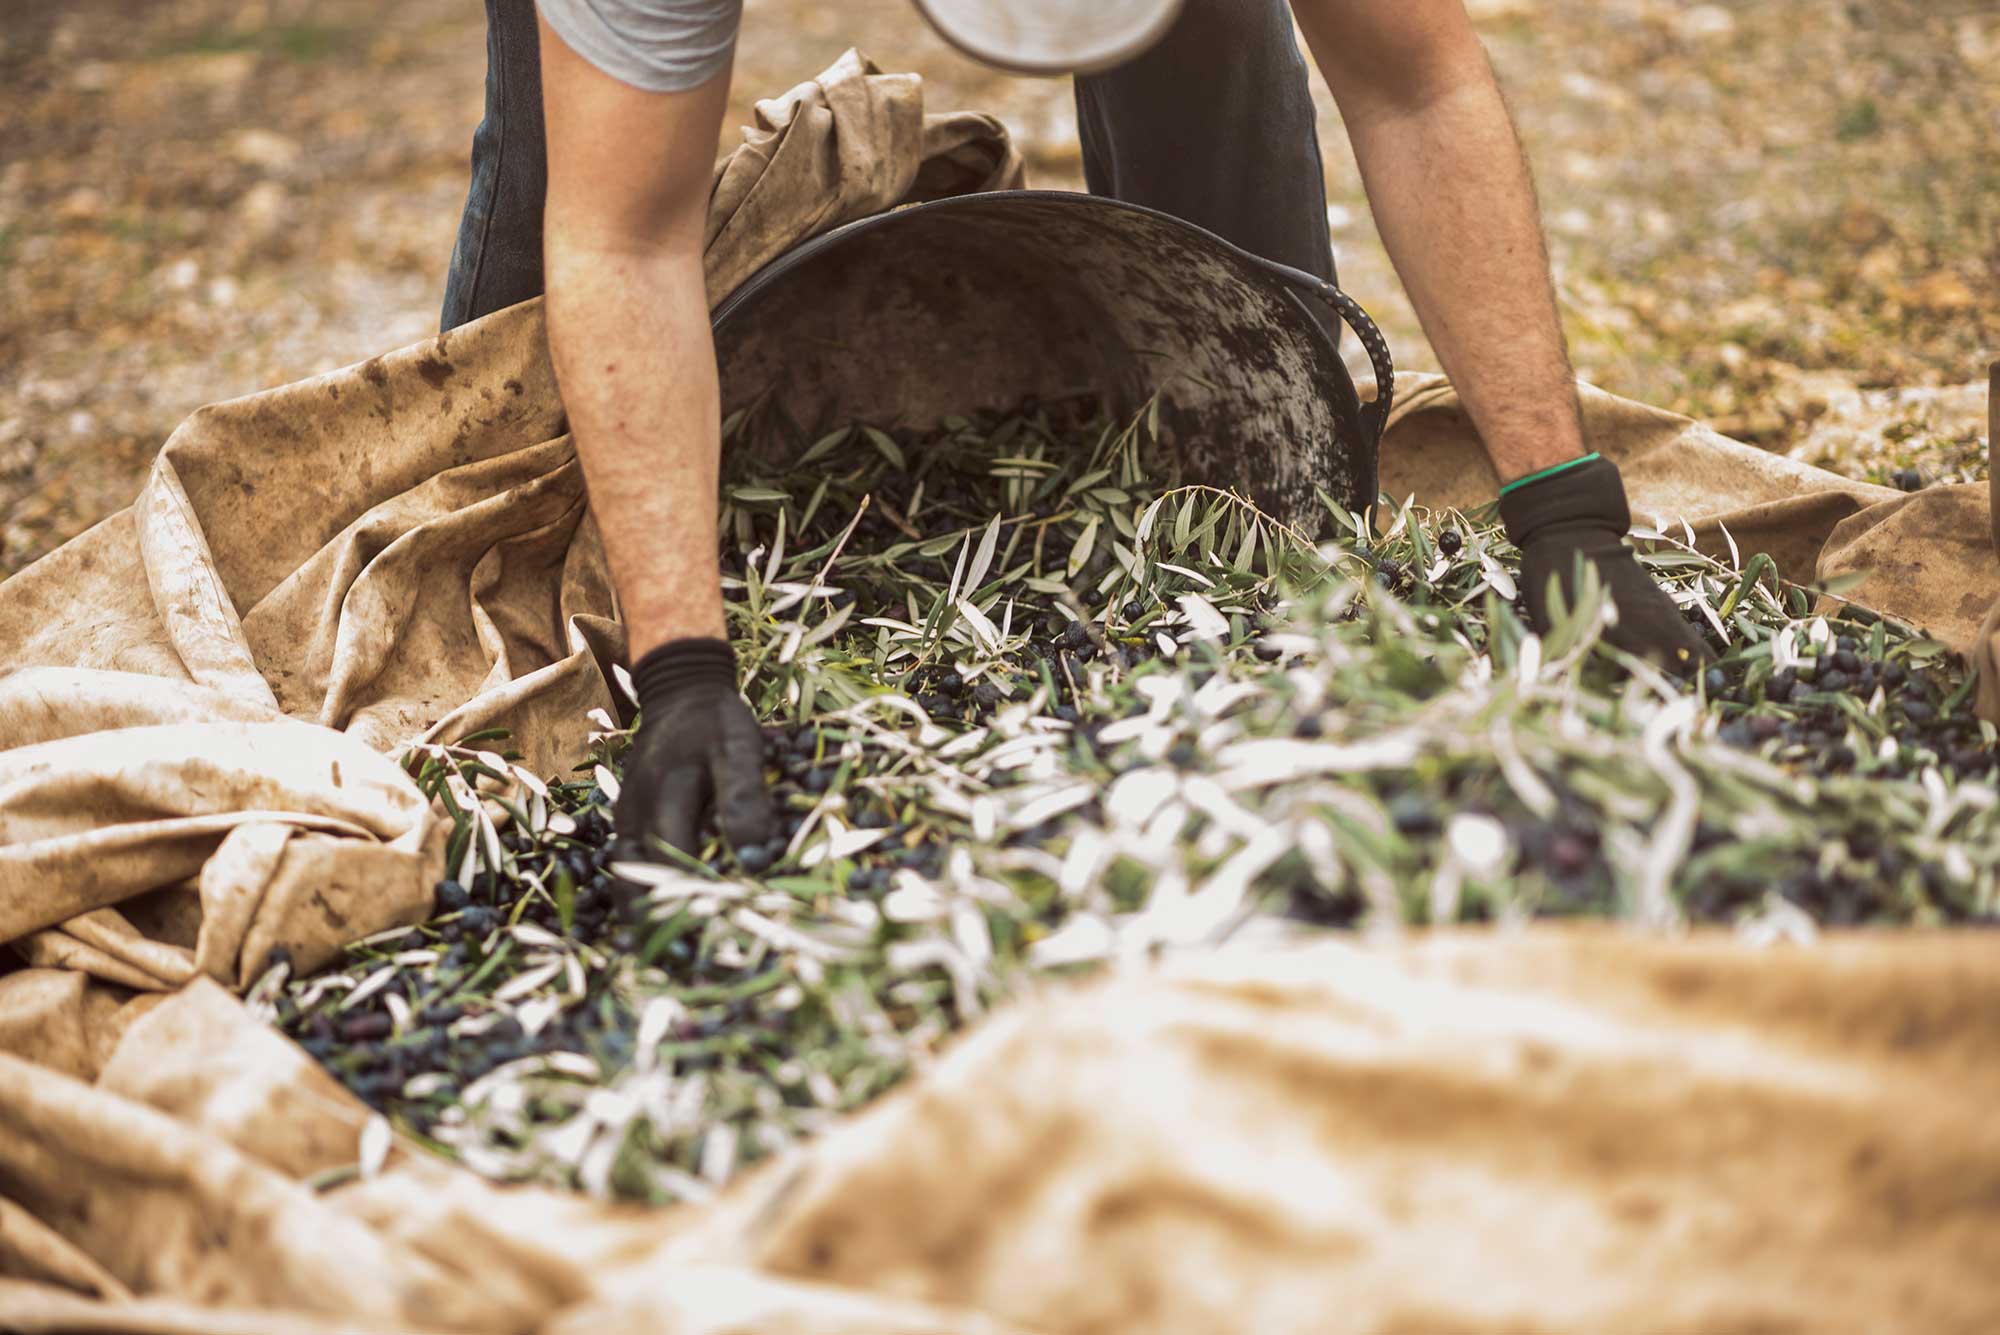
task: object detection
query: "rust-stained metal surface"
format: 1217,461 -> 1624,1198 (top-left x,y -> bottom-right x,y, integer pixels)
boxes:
712,191 -> 1381,528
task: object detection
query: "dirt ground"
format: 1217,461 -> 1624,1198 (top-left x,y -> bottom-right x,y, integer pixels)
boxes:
2,0 -> 1994,578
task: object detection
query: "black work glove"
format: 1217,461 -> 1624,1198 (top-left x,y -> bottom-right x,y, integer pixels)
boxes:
613,639 -> 773,865
1499,454 -> 1711,671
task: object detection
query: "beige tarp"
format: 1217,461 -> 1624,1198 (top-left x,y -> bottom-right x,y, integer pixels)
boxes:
1381,366 -> 2000,654
4,931 -> 1998,1333
0,49 -> 1022,1000
2,44 -> 1998,1335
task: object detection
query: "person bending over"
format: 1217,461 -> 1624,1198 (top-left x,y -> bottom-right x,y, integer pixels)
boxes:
440,0 -> 1704,867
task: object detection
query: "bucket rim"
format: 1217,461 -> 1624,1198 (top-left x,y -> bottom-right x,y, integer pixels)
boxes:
711,187 -> 1338,364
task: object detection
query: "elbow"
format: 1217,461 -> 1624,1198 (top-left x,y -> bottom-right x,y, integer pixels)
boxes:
1323,25 -> 1496,123
546,176 -> 712,262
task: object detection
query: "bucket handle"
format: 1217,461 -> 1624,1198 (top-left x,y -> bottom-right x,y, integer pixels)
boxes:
1231,253 -> 1396,453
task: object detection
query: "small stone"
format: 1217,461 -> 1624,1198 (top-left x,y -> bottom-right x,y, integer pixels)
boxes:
1892,468 -> 1924,493
1673,5 -> 1736,41
236,179 -> 290,237
228,128 -> 302,172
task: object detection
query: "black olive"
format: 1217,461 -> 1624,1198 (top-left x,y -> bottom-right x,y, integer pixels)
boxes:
341,1013 -> 392,1042
1123,601 -> 1145,620
1253,639 -> 1283,662
1389,793 -> 1439,835
1548,833 -> 1594,877
1437,529 -> 1463,556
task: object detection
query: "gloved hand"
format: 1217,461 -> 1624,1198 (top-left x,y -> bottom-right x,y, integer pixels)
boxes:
1499,453 -> 1711,671
613,638 -> 773,865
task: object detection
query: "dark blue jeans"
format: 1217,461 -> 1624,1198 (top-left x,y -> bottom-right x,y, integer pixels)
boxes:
441,0 -> 1338,336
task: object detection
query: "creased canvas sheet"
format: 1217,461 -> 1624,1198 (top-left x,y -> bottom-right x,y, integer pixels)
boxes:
1,42 -> 1996,1335
2,931 -> 1996,1334
0,50 -> 1022,1000
1383,366 -> 2000,707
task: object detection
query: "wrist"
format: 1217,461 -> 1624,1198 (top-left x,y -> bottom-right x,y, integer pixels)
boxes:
1498,451 -> 1601,497
1498,454 -> 1632,547
631,637 -> 738,710
624,582 -> 728,661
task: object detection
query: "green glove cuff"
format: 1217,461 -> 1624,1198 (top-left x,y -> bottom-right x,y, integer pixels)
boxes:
1498,452 -> 1603,498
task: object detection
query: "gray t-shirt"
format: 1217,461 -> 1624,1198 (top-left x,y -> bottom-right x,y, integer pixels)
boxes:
537,0 -> 743,93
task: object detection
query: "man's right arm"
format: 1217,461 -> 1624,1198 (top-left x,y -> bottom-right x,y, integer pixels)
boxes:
540,13 -> 729,659
539,16 -> 772,857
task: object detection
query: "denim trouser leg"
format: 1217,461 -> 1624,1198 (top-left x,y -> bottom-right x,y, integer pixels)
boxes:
443,0 -> 1339,337
1074,0 -> 1341,344
441,0 -> 548,332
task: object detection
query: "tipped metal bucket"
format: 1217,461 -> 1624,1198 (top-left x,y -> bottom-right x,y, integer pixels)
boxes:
712,189 -> 1393,529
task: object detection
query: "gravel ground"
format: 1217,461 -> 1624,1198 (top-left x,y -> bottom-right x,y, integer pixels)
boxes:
2,0 -> 1994,577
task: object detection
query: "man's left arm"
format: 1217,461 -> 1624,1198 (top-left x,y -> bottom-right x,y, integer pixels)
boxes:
1291,0 -> 1707,667
1292,0 -> 1574,479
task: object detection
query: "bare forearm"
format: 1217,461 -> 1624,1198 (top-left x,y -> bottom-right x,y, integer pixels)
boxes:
545,241 -> 723,658
537,14 -> 732,661
1295,4 -> 1584,481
